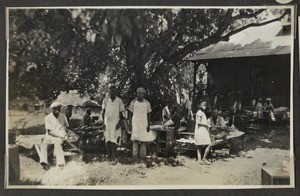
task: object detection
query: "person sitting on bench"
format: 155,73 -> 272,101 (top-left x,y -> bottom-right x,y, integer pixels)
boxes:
40,102 -> 69,170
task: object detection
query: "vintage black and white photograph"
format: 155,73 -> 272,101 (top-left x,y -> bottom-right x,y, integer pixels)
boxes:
6,6 -> 294,188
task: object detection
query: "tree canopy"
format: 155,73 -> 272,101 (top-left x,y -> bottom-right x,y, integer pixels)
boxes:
8,8 -> 290,107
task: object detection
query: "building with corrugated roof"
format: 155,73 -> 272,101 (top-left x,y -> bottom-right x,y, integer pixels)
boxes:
186,20 -> 292,110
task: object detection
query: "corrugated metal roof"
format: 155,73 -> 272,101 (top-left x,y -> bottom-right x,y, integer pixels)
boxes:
187,21 -> 291,61
188,40 -> 290,61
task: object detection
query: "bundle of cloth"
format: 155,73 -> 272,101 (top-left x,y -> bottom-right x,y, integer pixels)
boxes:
274,107 -> 290,121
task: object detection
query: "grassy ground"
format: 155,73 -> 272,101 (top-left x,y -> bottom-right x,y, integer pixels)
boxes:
8,109 -> 292,186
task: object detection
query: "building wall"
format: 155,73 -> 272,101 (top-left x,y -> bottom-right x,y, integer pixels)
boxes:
208,60 -> 252,95
202,54 -> 290,107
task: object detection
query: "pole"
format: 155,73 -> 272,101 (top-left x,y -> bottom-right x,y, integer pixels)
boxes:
193,61 -> 197,102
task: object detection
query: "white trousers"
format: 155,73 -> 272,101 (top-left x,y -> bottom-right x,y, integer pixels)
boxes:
39,135 -> 65,165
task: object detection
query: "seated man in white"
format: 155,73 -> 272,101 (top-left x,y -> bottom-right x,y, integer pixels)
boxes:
40,102 -> 69,170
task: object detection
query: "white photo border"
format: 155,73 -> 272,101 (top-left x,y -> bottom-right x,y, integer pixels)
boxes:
5,5 -> 296,190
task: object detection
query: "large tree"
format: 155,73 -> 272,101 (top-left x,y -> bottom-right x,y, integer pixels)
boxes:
8,8 -> 290,107
9,9 -> 111,101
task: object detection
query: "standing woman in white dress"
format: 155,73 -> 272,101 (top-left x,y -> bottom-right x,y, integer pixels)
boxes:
128,87 -> 156,158
194,100 -> 211,164
102,86 -> 126,160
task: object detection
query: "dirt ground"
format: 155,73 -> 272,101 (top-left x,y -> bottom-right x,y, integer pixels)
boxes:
8,109 -> 293,186
18,148 -> 290,186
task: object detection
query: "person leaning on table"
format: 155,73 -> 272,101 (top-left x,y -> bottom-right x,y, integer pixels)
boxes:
208,109 -> 232,140
39,102 -> 69,170
264,98 -> 275,123
180,93 -> 194,132
80,108 -> 94,128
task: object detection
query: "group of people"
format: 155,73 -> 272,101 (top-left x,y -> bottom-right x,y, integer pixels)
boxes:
39,86 -> 154,170
162,96 -> 235,165
184,97 -> 276,165
39,86 -> 250,170
255,97 -> 275,122
101,86 -> 155,160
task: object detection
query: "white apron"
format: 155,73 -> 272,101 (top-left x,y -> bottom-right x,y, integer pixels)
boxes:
131,101 -> 156,142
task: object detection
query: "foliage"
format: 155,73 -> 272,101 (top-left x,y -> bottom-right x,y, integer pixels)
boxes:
8,8 -> 290,108
9,9 -> 110,102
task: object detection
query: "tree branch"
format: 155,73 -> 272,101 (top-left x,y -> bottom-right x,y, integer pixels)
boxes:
150,34 -> 220,76
221,10 -> 289,41
231,9 -> 266,22
215,9 -> 234,36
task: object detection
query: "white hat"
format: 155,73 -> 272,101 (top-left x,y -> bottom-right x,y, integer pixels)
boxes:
137,87 -> 146,93
50,102 -> 63,108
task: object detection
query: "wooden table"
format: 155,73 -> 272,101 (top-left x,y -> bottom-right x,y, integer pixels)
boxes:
150,126 -> 175,158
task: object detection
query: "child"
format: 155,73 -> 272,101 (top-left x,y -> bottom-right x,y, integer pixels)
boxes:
194,100 -> 211,165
